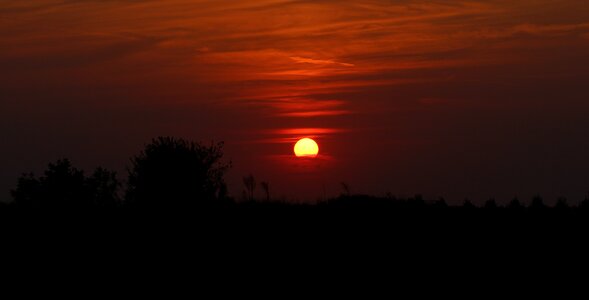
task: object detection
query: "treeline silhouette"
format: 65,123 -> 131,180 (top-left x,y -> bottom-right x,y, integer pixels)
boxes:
8,137 -> 230,211
3,136 -> 589,227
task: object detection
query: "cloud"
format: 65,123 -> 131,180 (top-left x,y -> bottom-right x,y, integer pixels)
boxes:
472,23 -> 589,39
270,128 -> 345,135
290,56 -> 355,67
2,0 -> 589,116
0,35 -> 161,70
279,110 -> 351,117
513,23 -> 589,35
245,127 -> 346,144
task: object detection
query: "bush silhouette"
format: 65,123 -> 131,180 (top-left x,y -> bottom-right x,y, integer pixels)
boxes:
125,137 -> 230,208
555,197 -> 569,210
530,196 -> 546,211
508,198 -> 524,211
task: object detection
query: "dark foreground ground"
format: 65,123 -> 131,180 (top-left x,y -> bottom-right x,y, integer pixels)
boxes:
2,195 -> 588,284
2,195 -> 588,236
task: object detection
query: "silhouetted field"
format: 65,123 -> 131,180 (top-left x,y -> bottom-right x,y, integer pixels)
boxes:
3,192 -> 589,246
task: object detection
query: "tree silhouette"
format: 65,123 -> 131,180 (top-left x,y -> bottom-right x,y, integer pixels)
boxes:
125,137 -> 230,208
87,167 -> 121,208
11,159 -> 120,210
11,172 -> 42,209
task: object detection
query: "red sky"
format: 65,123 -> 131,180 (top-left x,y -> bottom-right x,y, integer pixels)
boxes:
2,0 -> 589,203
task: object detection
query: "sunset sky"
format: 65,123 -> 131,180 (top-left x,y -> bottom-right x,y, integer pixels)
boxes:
2,0 -> 589,203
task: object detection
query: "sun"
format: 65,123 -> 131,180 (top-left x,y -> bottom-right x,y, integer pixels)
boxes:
294,138 -> 319,158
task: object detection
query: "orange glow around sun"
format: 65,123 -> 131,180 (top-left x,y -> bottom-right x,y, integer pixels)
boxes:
294,138 -> 319,158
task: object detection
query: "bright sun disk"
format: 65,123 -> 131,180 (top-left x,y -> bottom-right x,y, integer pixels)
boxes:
294,138 -> 319,158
